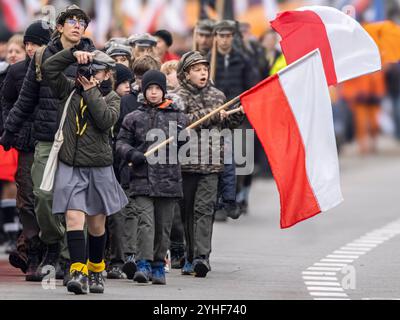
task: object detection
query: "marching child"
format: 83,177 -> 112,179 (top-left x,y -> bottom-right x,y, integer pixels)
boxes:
116,70 -> 187,285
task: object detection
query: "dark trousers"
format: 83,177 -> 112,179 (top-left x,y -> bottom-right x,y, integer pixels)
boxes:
15,151 -> 39,240
170,202 -> 184,253
131,196 -> 175,263
180,173 -> 218,262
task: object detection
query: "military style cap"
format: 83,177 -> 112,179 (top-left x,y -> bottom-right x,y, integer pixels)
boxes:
56,4 -> 90,27
195,19 -> 216,35
104,37 -> 129,51
106,43 -> 132,58
177,51 -> 209,79
214,20 -> 236,35
91,50 -> 116,70
128,33 -> 157,47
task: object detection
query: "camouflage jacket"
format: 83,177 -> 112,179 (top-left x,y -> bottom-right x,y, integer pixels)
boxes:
172,79 -> 244,174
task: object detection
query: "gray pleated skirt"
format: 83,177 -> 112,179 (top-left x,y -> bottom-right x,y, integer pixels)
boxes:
52,161 -> 128,216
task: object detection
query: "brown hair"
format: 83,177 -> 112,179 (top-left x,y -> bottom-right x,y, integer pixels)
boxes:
132,55 -> 161,76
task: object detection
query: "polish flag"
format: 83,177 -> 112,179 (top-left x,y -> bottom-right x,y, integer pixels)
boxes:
240,49 -> 343,228
271,6 -> 381,86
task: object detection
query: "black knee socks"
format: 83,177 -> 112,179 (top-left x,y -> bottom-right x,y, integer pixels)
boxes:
88,233 -> 106,264
67,230 -> 86,265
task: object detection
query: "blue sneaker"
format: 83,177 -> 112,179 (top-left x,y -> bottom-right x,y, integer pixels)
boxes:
152,262 -> 166,285
181,259 -> 194,275
133,260 -> 152,283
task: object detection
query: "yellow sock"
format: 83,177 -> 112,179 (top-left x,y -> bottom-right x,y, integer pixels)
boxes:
87,260 -> 105,273
70,262 -> 88,276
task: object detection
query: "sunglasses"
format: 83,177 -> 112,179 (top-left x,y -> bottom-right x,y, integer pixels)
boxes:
66,18 -> 87,29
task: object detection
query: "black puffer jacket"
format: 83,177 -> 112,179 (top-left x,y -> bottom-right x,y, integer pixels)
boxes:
208,47 -> 259,100
4,36 -> 96,142
0,61 -> 9,135
1,57 -> 35,152
116,98 -> 188,198
112,87 -> 141,188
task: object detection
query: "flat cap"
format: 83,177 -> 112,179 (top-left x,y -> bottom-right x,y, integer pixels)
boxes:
91,50 -> 116,70
128,33 -> 157,47
106,43 -> 132,58
195,19 -> 216,35
214,20 -> 236,35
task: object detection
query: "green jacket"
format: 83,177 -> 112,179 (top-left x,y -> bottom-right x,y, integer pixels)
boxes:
42,48 -> 120,167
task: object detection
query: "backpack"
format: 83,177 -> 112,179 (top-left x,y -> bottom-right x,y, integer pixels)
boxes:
34,45 -> 47,82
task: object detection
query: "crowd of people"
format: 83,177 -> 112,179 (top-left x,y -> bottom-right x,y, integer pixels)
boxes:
0,4 -> 399,296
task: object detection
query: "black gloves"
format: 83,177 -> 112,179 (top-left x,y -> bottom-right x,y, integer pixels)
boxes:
0,131 -> 15,151
129,150 -> 147,166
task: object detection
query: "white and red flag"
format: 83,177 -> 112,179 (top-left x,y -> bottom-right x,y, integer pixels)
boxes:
240,49 -> 343,228
271,5 -> 381,86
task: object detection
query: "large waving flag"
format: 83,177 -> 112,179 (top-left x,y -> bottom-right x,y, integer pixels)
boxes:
271,6 -> 381,86
240,50 -> 343,228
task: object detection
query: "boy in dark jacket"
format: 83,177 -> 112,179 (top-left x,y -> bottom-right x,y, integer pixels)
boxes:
116,70 -> 187,285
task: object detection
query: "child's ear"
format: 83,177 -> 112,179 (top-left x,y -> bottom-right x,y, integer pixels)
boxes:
184,72 -> 190,80
104,71 -> 111,81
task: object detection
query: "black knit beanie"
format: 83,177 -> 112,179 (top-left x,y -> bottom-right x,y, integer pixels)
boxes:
115,63 -> 133,88
24,20 -> 51,46
141,70 -> 167,100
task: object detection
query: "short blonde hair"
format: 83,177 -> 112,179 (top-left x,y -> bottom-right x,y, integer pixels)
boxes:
7,34 -> 24,49
161,60 -> 179,75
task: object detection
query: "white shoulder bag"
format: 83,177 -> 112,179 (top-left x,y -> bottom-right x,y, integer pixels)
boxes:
40,89 -> 76,191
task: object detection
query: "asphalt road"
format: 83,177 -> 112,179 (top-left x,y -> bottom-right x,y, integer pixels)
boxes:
1,138 -> 399,300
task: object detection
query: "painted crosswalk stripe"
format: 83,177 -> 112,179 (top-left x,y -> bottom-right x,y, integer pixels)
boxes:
305,282 -> 341,286
321,258 -> 354,263
340,246 -> 370,251
327,254 -> 359,259
307,267 -> 343,271
302,271 -> 337,276
314,263 -> 347,267
302,276 -> 338,281
309,292 -> 348,297
333,250 -> 365,255
307,287 -> 344,292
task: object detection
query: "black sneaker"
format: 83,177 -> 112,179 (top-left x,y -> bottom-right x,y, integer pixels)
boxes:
89,271 -> 105,294
122,255 -> 137,280
67,271 -> 88,295
225,201 -> 242,220
107,265 -> 127,279
214,208 -> 228,222
193,258 -> 210,278
25,237 -> 45,282
9,250 -> 28,274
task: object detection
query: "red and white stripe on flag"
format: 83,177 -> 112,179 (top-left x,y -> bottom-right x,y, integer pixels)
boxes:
271,5 -> 381,86
240,49 -> 343,228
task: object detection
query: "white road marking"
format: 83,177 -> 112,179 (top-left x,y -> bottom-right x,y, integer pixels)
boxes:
327,254 -> 359,259
309,292 -> 348,297
333,250 -> 366,255
302,271 -> 337,276
321,258 -> 354,263
307,267 -> 343,271
305,282 -> 341,286
307,287 -> 344,292
303,217 -> 400,300
302,276 -> 338,281
314,263 -> 347,267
